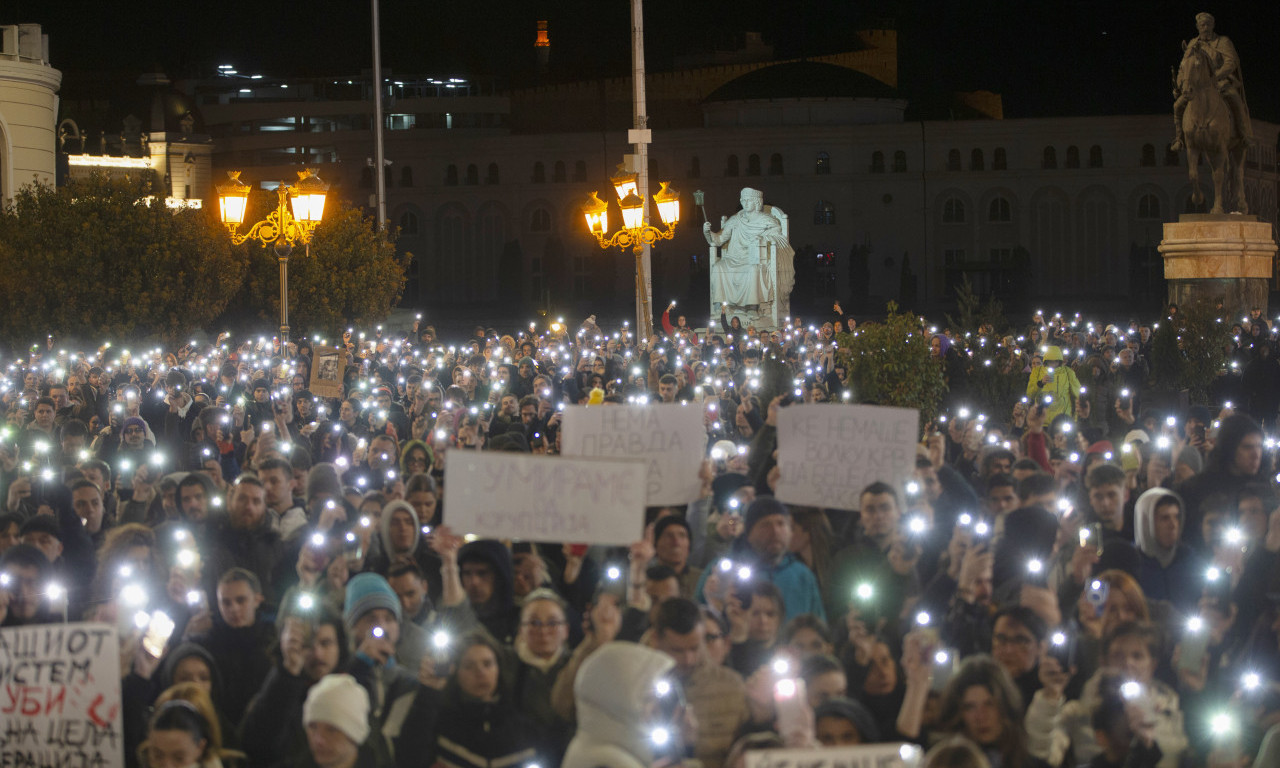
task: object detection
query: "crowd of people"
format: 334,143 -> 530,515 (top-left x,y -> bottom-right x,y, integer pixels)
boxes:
1,302 -> 1278,768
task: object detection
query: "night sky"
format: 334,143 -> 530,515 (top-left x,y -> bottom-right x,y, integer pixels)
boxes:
15,1 -> 1280,121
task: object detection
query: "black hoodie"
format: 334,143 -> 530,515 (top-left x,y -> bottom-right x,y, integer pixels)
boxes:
458,540 -> 521,644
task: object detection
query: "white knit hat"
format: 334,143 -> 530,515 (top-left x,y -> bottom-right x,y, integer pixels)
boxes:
303,674 -> 370,744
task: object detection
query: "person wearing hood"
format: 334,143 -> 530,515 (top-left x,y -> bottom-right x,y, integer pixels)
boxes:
372,499 -> 443,600
1177,413 -> 1268,551
1133,488 -> 1203,613
562,641 -> 689,768
126,642 -> 238,765
1027,345 -> 1082,422
457,539 -> 521,644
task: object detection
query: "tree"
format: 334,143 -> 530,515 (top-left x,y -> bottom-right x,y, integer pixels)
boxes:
235,202 -> 408,336
0,174 -> 244,346
835,302 -> 946,429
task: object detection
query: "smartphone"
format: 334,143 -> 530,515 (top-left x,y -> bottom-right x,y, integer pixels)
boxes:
932,648 -> 958,692
1177,617 -> 1211,674
343,531 -> 364,566
1079,523 -> 1104,557
142,611 -> 176,657
773,675 -> 809,735
1085,579 -> 1110,618
1048,629 -> 1076,671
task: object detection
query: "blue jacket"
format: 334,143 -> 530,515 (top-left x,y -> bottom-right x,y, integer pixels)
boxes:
695,552 -> 826,622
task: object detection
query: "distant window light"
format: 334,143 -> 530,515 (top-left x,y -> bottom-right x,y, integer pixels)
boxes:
815,151 -> 830,175
814,201 -> 835,225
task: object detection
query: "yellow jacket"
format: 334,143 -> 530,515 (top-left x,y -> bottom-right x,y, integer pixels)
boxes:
1026,364 -> 1081,422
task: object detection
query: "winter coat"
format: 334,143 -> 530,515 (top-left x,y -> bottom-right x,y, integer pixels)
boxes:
561,642 -> 675,768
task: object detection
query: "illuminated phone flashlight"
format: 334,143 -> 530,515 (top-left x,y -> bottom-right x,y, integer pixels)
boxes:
1057,498 -> 1072,514
905,481 -> 920,496
46,582 -> 65,602
915,610 -> 932,627
1027,558 -> 1044,575
120,583 -> 147,607
906,515 -> 927,535
431,630 -> 451,651
1068,452 -> 1080,463
736,565 -> 753,582
133,610 -> 151,630
605,565 -> 623,581
309,532 -> 326,549
771,657 -> 791,676
421,525 -> 432,536
297,593 -> 316,611
855,582 -> 874,601
185,589 -> 203,607
1209,712 -> 1235,737
1051,630 -> 1068,648
371,626 -> 385,639
1120,681 -> 1143,700
1223,527 -> 1244,546
934,649 -> 951,665
974,520 -> 991,537
1206,566 -> 1222,582
717,558 -> 733,574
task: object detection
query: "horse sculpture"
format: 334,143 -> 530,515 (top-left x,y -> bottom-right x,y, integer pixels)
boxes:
1177,42 -> 1246,215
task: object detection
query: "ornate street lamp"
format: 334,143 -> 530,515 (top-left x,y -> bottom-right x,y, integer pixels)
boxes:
217,169 -> 329,347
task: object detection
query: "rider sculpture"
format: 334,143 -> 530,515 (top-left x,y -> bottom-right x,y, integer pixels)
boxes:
1171,12 -> 1252,152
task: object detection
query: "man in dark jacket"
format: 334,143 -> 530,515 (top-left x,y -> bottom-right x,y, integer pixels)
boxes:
202,475 -> 285,604
458,539 -> 521,644
189,567 -> 276,726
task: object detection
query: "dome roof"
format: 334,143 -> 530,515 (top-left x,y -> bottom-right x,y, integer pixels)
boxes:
706,61 -> 898,103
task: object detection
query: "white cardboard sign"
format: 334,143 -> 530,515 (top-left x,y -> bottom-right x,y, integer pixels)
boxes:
774,403 -> 919,511
745,743 -> 923,768
0,622 -> 124,768
443,451 -> 647,545
561,403 -> 708,505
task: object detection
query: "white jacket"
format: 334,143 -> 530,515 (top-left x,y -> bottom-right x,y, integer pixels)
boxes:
562,642 -> 676,768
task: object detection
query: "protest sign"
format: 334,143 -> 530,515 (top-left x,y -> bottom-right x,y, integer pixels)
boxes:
774,403 -> 918,511
745,743 -> 923,768
561,403 -> 708,504
443,452 -> 647,545
0,622 -> 124,768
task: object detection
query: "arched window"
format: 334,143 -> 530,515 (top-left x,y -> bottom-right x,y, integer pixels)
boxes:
871,151 -> 885,173
1043,146 -> 1058,169
573,160 -> 587,182
688,156 -> 701,178
893,150 -> 907,173
553,160 -> 566,183
993,148 -> 1007,170
465,164 -> 479,185
746,154 -> 761,175
768,153 -> 783,175
725,155 -> 739,177
532,161 -> 545,183
1137,194 -> 1161,220
486,163 -> 499,184
988,196 -> 1011,222
1140,144 -> 1156,167
814,201 -> 835,225
971,149 -> 984,171
942,197 -> 966,223
815,151 -> 830,175
947,149 -> 962,171
530,208 -> 552,232
398,211 -> 419,235
1089,145 -> 1103,168
1065,146 -> 1079,168
400,166 -> 414,187
445,164 -> 459,186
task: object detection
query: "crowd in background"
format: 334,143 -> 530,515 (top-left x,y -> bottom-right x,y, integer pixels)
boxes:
1,301 -> 1279,768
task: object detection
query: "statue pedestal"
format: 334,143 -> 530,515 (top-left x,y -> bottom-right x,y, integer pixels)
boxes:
1158,214 -> 1276,316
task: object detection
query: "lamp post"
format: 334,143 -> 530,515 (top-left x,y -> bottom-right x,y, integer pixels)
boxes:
217,169 -> 329,348
579,0 -> 679,342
